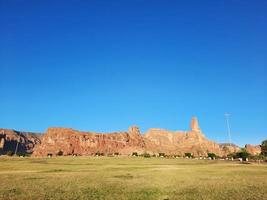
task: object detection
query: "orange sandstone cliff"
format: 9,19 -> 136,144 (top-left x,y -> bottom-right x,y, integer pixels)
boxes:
0,129 -> 42,154
32,117 -> 232,157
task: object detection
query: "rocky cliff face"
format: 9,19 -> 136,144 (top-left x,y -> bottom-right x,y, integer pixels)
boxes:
0,129 -> 42,155
144,117 -> 222,156
32,126 -> 146,156
219,143 -> 241,155
245,144 -> 261,155
32,117 -> 233,157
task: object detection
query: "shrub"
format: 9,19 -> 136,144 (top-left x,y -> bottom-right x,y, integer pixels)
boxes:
143,153 -> 151,158
132,152 -> 138,157
95,152 -> 104,156
159,153 -> 165,157
6,151 -> 14,156
236,149 -> 250,161
185,153 -> 192,158
56,150 -> 64,156
249,154 -> 265,161
17,152 -> 30,157
227,153 -> 236,159
208,153 -> 217,159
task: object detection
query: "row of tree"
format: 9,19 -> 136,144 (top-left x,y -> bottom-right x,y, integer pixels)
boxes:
131,139 -> 267,160
5,139 -> 267,159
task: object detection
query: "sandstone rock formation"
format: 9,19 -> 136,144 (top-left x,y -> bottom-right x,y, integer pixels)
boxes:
219,143 -> 240,155
32,117 -> 233,157
32,126 -> 146,156
144,117 -> 222,156
191,117 -> 201,132
0,129 -> 42,155
245,144 -> 261,155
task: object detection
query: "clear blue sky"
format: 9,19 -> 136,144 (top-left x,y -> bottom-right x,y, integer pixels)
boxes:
0,0 -> 266,146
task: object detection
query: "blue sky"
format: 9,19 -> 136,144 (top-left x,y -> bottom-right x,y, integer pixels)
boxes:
0,0 -> 266,146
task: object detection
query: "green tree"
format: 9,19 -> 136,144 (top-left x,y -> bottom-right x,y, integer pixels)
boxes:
261,139 -> 267,156
236,148 -> 250,161
249,154 -> 265,161
56,150 -> 64,156
185,153 -> 192,158
132,152 -> 138,156
159,153 -> 165,157
208,153 -> 216,159
143,153 -> 151,158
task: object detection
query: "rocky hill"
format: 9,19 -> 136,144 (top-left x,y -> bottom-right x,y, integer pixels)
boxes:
32,117 -> 237,157
32,126 -> 146,156
144,117 -> 223,156
219,143 -> 241,155
245,144 -> 261,155
0,129 -> 42,155
2,117 -> 261,157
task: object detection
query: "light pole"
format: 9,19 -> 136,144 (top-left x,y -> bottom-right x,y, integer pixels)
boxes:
224,113 -> 232,146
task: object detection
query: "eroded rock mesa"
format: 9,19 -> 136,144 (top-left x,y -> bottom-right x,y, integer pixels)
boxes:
33,117 -> 233,157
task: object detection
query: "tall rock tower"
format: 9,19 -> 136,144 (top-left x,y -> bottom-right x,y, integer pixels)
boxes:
128,126 -> 141,136
190,117 -> 201,132
189,117 -> 205,140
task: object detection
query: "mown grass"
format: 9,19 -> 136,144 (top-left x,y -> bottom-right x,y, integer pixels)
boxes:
0,156 -> 266,200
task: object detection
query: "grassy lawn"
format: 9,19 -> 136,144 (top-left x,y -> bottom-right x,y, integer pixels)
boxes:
0,156 -> 266,200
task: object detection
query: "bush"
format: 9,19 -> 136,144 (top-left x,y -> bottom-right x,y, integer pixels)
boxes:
249,154 -> 265,161
95,152 -> 104,156
159,153 -> 165,157
6,151 -> 14,156
185,153 -> 192,158
208,153 -> 217,159
143,153 -> 151,158
132,152 -> 138,156
227,153 -> 235,159
56,150 -> 64,156
236,149 -> 250,161
17,152 -> 30,157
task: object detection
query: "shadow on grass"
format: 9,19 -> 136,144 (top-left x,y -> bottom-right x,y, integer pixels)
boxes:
113,173 -> 133,179
40,169 -> 71,173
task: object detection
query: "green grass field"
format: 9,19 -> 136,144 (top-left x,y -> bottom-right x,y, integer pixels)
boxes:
0,156 -> 266,200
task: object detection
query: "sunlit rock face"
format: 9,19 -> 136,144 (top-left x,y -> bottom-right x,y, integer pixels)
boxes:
32,117 -> 232,157
0,128 -> 42,155
32,126 -> 146,156
144,117 -> 222,156
190,117 -> 201,132
245,144 -> 261,155
219,143 -> 241,155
